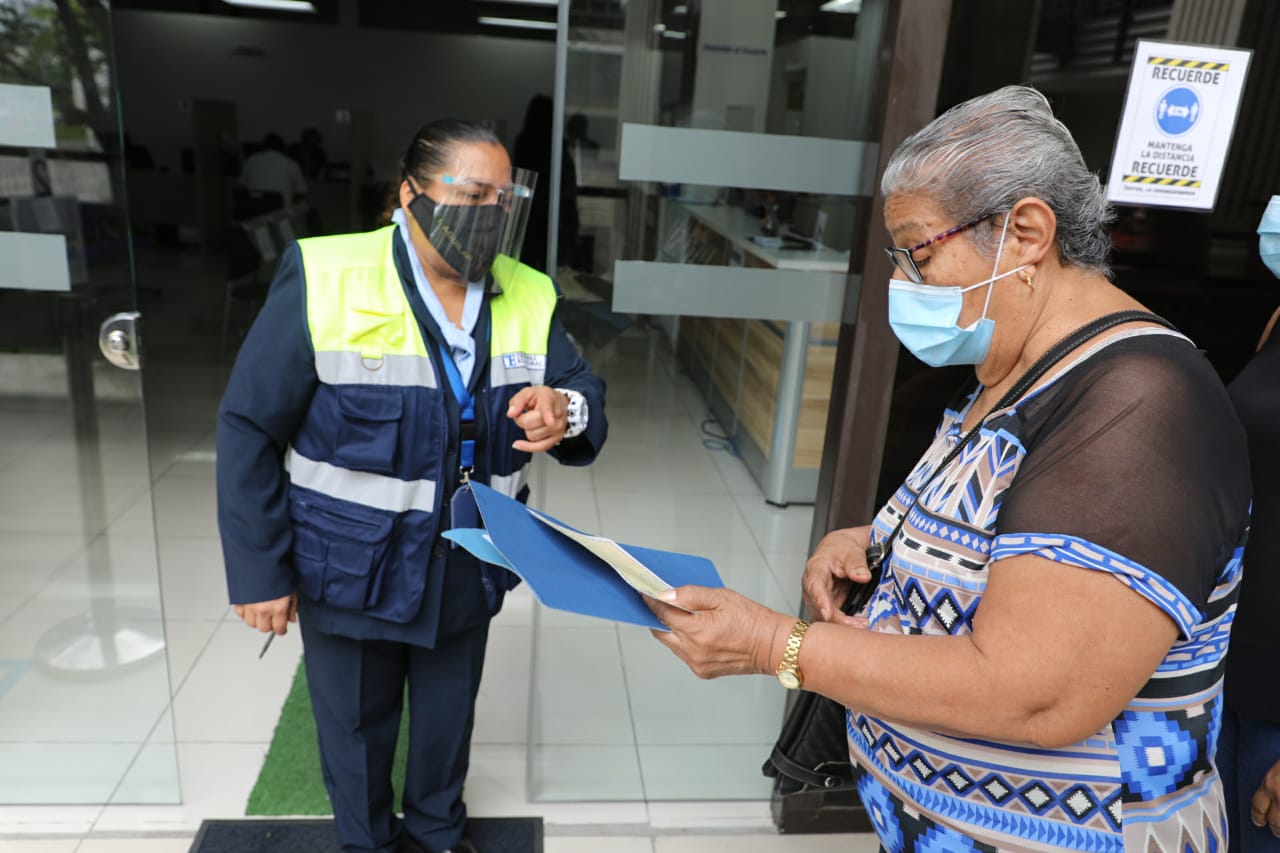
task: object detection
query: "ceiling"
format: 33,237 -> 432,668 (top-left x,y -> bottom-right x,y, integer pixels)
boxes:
110,0 -> 856,43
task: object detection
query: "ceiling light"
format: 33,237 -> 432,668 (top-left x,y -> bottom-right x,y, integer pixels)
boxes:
662,29 -> 686,39
672,3 -> 688,12
222,0 -> 317,11
775,10 -> 786,18
478,15 -> 558,30
819,0 -> 862,12
653,22 -> 666,32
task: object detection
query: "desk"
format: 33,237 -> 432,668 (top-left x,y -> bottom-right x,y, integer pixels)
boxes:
664,201 -> 849,505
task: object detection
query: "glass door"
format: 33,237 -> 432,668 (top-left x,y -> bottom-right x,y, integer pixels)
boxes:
528,0 -> 887,802
0,0 -> 179,804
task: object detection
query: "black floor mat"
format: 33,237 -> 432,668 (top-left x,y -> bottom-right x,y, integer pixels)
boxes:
189,816 -> 543,853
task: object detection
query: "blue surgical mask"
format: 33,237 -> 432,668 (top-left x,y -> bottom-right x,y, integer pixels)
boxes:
1259,195 -> 1280,279
887,214 -> 1027,367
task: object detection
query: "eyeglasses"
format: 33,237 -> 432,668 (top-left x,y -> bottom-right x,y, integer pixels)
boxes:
426,175 -> 532,210
884,214 -> 993,284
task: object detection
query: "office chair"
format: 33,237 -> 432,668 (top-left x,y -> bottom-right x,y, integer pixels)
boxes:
219,219 -> 273,356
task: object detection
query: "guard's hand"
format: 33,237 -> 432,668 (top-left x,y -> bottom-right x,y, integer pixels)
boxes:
235,593 -> 297,636
1251,756 -> 1280,838
506,386 -> 567,453
803,525 -> 874,626
646,586 -> 791,680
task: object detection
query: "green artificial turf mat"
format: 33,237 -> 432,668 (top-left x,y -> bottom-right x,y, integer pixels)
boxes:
245,661 -> 410,815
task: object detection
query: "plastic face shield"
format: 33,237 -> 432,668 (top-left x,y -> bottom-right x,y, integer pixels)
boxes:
407,167 -> 538,282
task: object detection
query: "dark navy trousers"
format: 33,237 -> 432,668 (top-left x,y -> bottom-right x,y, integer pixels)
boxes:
1219,707 -> 1280,853
300,616 -> 490,853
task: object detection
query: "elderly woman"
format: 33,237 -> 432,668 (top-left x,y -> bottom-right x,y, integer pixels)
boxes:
650,85 -> 1251,852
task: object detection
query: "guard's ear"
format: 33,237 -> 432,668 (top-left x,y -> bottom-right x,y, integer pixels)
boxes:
398,179 -> 416,211
1007,197 -> 1056,269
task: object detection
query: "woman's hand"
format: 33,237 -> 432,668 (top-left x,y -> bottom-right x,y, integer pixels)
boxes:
803,525 -> 875,626
647,586 -> 792,680
507,386 -> 568,453
1252,757 -> 1280,838
235,593 -> 297,636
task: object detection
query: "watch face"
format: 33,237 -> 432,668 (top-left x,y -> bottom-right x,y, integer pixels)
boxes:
777,670 -> 801,690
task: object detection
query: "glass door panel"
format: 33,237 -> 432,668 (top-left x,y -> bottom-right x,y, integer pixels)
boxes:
529,0 -> 886,802
0,0 -> 178,804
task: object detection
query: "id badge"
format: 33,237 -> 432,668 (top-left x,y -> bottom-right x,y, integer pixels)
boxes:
448,482 -> 500,611
449,483 -> 479,547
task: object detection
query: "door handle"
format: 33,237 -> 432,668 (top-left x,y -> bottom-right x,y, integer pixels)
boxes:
99,311 -> 142,370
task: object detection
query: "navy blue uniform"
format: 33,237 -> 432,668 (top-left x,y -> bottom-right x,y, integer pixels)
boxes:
216,229 -> 606,852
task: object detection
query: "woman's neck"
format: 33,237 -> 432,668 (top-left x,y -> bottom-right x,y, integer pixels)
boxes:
431,278 -> 466,330
964,271 -> 1145,429
414,245 -> 467,329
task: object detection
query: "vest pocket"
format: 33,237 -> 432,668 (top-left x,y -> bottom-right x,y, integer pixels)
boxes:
290,494 -> 394,611
334,387 -> 403,474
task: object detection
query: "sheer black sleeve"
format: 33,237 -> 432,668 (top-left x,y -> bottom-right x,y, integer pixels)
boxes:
992,335 -> 1250,627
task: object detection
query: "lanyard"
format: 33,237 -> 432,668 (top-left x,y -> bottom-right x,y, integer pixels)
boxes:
436,341 -> 477,476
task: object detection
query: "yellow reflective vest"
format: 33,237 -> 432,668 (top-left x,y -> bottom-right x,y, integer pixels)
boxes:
285,224 -> 556,622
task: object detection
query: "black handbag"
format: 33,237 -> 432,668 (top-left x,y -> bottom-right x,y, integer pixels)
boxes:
762,310 -> 1176,795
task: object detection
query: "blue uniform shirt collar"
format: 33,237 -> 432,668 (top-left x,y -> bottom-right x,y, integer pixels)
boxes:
391,208 -> 484,385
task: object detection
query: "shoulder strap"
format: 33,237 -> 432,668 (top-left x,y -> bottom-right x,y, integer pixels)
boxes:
1258,305 -> 1280,351
990,310 -> 1176,415
847,310 -> 1174,614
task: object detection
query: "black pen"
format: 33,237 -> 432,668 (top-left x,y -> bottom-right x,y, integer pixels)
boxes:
259,631 -> 276,659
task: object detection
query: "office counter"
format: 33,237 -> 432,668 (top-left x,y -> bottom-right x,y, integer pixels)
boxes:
671,202 -> 850,272
662,201 -> 849,505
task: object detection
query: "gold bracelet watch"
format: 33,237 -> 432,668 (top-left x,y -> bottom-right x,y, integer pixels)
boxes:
775,619 -> 812,689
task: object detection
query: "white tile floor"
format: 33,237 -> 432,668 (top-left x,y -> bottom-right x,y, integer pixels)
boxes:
0,304 -> 878,852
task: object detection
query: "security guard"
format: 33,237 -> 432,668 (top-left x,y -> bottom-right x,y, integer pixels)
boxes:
216,119 -> 607,853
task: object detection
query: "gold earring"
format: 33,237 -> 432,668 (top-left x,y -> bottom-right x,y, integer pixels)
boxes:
1022,270 -> 1034,290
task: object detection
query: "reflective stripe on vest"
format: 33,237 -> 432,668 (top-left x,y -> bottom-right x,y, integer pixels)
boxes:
286,451 -> 438,513
314,350 -> 436,387
489,254 -> 557,389
488,462 -> 529,499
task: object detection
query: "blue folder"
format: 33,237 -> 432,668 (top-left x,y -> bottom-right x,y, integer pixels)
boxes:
443,481 -> 723,630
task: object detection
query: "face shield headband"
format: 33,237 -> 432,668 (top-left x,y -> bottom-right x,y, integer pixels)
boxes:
405,167 -> 538,283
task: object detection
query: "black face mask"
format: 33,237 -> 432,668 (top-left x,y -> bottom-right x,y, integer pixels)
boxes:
407,190 -> 508,283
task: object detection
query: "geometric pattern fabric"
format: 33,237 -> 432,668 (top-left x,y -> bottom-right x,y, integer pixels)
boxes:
851,369 -> 1240,852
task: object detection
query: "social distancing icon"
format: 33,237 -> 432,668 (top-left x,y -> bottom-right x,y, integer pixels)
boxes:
1156,87 -> 1201,136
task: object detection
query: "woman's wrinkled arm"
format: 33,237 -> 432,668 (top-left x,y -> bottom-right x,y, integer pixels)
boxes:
797,551 -> 1178,747
651,550 -> 1177,749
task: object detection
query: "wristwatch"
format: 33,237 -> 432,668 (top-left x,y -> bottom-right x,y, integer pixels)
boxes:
775,619 -> 812,690
557,388 -> 589,439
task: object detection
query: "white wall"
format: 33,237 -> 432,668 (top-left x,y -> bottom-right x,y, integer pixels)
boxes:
766,39 -> 808,136
112,10 -> 556,177
765,35 -> 871,141
690,0 -> 778,135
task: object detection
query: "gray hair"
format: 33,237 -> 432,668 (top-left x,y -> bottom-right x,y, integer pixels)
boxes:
881,85 -> 1114,276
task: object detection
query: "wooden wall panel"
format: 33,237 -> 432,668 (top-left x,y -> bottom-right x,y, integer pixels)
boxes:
794,340 -> 837,469
710,318 -> 746,408
739,320 -> 783,456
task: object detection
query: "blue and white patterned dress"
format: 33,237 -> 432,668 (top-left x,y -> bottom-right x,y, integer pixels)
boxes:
850,329 -> 1251,852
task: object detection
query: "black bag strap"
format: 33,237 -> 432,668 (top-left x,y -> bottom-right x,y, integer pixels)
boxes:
766,741 -> 852,789
845,309 -> 1176,615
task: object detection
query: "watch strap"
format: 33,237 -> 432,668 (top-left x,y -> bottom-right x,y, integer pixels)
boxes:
776,619 -> 812,688
557,387 -> 588,439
